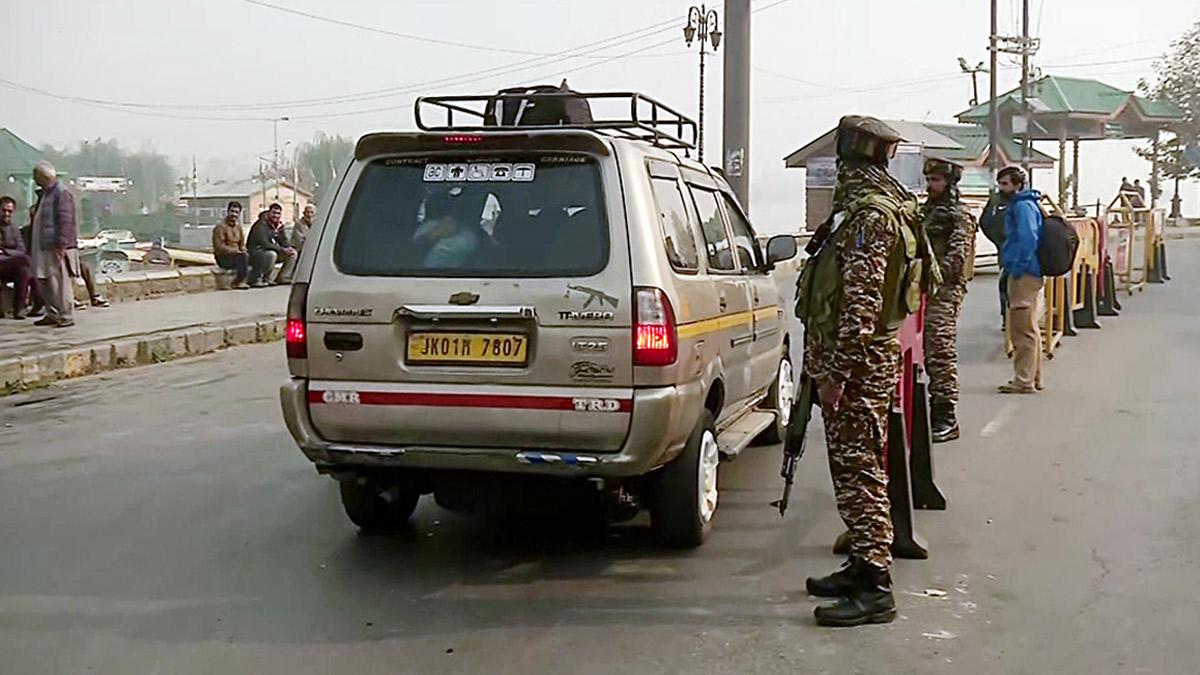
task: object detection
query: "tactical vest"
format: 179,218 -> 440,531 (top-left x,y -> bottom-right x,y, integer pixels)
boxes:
795,193 -> 932,347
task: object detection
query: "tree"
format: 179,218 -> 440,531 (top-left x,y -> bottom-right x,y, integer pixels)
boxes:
39,138 -> 177,214
296,132 -> 354,204
1138,19 -> 1200,213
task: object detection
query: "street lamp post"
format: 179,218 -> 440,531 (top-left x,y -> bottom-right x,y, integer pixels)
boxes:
272,116 -> 290,205
683,5 -> 721,162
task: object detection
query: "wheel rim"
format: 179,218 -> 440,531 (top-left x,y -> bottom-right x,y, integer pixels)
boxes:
776,358 -> 796,428
698,429 -> 719,523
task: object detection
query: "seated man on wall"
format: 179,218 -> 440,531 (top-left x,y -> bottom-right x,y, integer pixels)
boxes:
212,201 -> 250,290
247,203 -> 297,287
0,196 -> 32,319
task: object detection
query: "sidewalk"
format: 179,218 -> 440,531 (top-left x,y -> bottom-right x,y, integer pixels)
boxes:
0,286 -> 288,394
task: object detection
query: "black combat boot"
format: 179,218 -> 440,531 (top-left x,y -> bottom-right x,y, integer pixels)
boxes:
930,400 -> 960,443
805,557 -> 861,598
814,563 -> 897,627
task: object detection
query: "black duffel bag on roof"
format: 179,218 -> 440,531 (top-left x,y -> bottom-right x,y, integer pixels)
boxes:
484,80 -> 594,127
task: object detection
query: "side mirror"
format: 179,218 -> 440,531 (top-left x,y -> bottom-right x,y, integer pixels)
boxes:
765,235 -> 798,267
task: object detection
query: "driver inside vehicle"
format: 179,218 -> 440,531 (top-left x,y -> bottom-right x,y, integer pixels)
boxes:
414,187 -> 483,269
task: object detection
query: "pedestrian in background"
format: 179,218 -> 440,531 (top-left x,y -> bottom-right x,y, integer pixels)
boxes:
980,178 -> 1014,329
30,161 -> 77,328
921,158 -> 976,442
212,201 -> 250,289
997,166 -> 1044,394
0,196 -> 32,319
291,202 -> 314,254
247,203 -> 296,286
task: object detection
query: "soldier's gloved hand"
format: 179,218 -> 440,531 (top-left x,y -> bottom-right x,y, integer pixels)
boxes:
818,379 -> 844,411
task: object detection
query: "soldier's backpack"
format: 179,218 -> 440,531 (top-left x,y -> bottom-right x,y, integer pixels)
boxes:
484,81 -> 594,127
1037,214 -> 1080,277
795,192 -> 938,346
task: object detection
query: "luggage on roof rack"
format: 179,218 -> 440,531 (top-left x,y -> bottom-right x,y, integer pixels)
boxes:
484,82 -> 595,127
415,86 -> 698,152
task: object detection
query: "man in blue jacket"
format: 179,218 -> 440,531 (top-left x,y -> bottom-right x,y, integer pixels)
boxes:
997,167 -> 1043,394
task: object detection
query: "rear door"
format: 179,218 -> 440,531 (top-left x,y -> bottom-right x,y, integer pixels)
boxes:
685,182 -> 756,413
719,191 -> 783,398
304,145 -> 634,451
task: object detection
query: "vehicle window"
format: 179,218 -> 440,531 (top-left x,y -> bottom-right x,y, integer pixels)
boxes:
721,194 -> 763,271
334,156 -> 608,277
688,186 -> 735,272
649,176 -> 700,271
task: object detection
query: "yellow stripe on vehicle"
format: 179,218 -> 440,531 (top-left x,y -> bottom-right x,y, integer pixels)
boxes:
677,310 -> 755,339
753,306 -> 781,322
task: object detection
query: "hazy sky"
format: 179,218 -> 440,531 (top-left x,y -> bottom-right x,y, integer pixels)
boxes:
3,0 -> 1197,232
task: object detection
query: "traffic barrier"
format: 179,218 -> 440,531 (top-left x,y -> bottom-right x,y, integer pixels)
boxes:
1068,217 -> 1102,330
1107,194 -> 1168,296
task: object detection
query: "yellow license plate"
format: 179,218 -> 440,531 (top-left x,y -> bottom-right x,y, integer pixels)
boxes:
407,332 -> 528,365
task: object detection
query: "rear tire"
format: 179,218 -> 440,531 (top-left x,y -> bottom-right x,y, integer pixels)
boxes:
757,352 -> 795,445
651,410 -> 719,548
338,478 -> 420,532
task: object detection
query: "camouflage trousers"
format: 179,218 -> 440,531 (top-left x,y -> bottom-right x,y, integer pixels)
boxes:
817,337 -> 901,569
924,284 -> 967,406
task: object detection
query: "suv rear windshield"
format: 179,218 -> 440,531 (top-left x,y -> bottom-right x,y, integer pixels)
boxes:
334,155 -> 608,277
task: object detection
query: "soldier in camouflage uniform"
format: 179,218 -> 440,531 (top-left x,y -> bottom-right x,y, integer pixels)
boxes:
799,116 -> 922,627
921,158 -> 977,442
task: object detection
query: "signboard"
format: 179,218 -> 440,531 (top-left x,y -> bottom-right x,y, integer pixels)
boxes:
806,156 -> 837,188
1184,142 -> 1200,170
1103,122 -> 1124,139
725,148 -> 745,178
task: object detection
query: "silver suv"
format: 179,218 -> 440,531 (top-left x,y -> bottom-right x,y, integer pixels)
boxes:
280,92 -> 797,546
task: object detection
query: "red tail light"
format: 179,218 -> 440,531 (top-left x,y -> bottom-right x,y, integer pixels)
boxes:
634,287 -> 677,366
443,134 -> 484,144
286,282 -> 308,359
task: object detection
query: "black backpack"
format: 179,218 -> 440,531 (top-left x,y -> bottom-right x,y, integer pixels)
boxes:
1037,214 -> 1080,277
484,81 -> 594,127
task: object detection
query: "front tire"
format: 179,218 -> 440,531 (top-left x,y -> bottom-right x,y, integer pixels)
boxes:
757,353 -> 795,445
651,410 -> 719,548
338,478 -> 420,532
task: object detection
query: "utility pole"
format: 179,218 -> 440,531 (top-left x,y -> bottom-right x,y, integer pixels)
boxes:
989,0 -> 999,186
271,116 -> 289,206
683,5 -> 721,163
1020,0 -> 1031,180
722,0 -> 751,208
994,0 -> 1039,183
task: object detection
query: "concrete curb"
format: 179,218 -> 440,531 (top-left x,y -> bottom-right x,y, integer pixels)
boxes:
0,315 -> 286,396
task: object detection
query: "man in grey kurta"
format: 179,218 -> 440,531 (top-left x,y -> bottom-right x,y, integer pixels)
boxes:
31,161 -> 78,328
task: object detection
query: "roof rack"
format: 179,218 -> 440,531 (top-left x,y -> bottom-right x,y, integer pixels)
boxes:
414,91 -> 698,152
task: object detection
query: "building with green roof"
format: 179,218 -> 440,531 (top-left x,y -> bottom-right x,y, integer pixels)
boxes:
0,128 -> 49,210
957,75 -> 1184,208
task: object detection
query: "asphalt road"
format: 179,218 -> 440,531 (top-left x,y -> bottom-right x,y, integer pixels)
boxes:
2,242 -> 1198,674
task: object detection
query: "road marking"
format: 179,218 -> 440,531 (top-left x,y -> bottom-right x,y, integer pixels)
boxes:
980,402 -> 1018,437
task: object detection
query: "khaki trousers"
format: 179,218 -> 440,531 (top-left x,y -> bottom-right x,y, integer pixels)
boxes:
1007,274 -> 1044,388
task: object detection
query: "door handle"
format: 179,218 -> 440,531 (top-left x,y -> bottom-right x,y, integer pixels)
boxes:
718,294 -> 728,312
323,332 -> 363,351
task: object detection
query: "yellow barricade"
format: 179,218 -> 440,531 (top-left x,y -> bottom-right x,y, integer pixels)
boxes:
1107,194 -> 1166,296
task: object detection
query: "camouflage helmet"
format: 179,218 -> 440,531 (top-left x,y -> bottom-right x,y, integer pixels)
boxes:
836,115 -> 905,164
923,156 -> 964,184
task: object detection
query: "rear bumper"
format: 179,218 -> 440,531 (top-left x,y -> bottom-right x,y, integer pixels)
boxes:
279,378 -> 701,478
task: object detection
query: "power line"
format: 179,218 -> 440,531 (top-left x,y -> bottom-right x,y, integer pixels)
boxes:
290,37 -> 681,121
239,0 -> 679,60
296,0 -> 792,119
0,19 -> 683,115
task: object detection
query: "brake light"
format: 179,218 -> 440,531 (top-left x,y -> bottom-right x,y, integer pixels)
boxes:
443,134 -> 484,144
286,282 -> 308,359
634,287 -> 677,366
